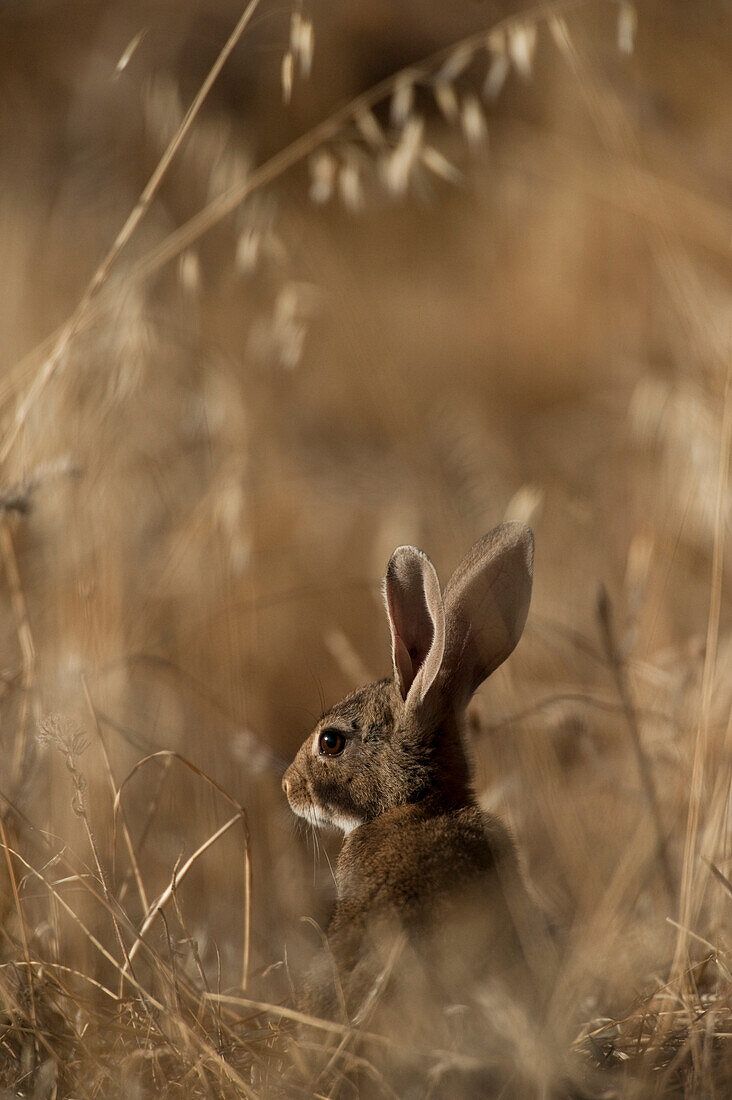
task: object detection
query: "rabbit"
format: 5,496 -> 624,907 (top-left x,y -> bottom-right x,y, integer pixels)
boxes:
282,522 -> 548,1047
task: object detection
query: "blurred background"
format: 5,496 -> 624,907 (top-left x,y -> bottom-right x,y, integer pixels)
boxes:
0,0 -> 730,1094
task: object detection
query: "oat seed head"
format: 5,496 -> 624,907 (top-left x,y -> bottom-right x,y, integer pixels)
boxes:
618,4 -> 638,56
115,29 -> 146,76
433,81 -> 460,124
235,228 -> 261,275
548,15 -> 571,51
355,108 -> 384,148
460,93 -> 488,148
420,145 -> 463,185
281,50 -> 294,104
380,115 -> 425,197
338,157 -> 364,214
178,250 -> 201,294
508,22 -> 539,80
390,74 -> 416,129
482,51 -> 511,101
309,150 -> 336,203
435,43 -> 475,85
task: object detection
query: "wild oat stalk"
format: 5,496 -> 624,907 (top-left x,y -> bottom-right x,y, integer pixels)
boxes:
0,0 -> 263,466
2,0 -> 632,459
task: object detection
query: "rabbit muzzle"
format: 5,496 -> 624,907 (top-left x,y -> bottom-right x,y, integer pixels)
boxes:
282,762 -> 326,827
282,762 -> 305,808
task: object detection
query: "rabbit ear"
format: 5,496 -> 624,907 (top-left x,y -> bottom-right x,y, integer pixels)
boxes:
441,523 -> 534,708
384,546 -> 445,708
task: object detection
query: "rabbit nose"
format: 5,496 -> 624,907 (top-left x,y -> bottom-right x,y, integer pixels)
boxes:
283,764 -> 298,799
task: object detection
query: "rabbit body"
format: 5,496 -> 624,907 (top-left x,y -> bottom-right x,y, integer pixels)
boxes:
316,803 -> 530,1023
283,524 -> 539,1025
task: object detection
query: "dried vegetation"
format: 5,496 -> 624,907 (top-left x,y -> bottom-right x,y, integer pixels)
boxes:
0,0 -> 730,1095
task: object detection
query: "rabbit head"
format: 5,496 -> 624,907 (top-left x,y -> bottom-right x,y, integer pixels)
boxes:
282,523 -> 533,833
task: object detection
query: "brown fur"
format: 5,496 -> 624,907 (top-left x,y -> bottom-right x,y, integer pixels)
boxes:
282,524 -> 540,1024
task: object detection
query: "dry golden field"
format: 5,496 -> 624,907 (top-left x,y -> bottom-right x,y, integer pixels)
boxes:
0,0 -> 730,1095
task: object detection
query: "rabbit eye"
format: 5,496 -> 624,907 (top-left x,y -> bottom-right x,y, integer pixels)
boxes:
319,728 -> 346,756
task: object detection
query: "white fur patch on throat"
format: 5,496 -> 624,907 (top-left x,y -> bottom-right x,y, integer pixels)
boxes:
293,801 -> 362,835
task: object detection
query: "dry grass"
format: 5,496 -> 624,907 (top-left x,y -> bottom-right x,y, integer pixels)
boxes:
0,0 -> 730,1095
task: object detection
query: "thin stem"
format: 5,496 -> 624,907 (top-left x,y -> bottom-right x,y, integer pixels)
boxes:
596,583 -> 676,905
0,0 -> 262,465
